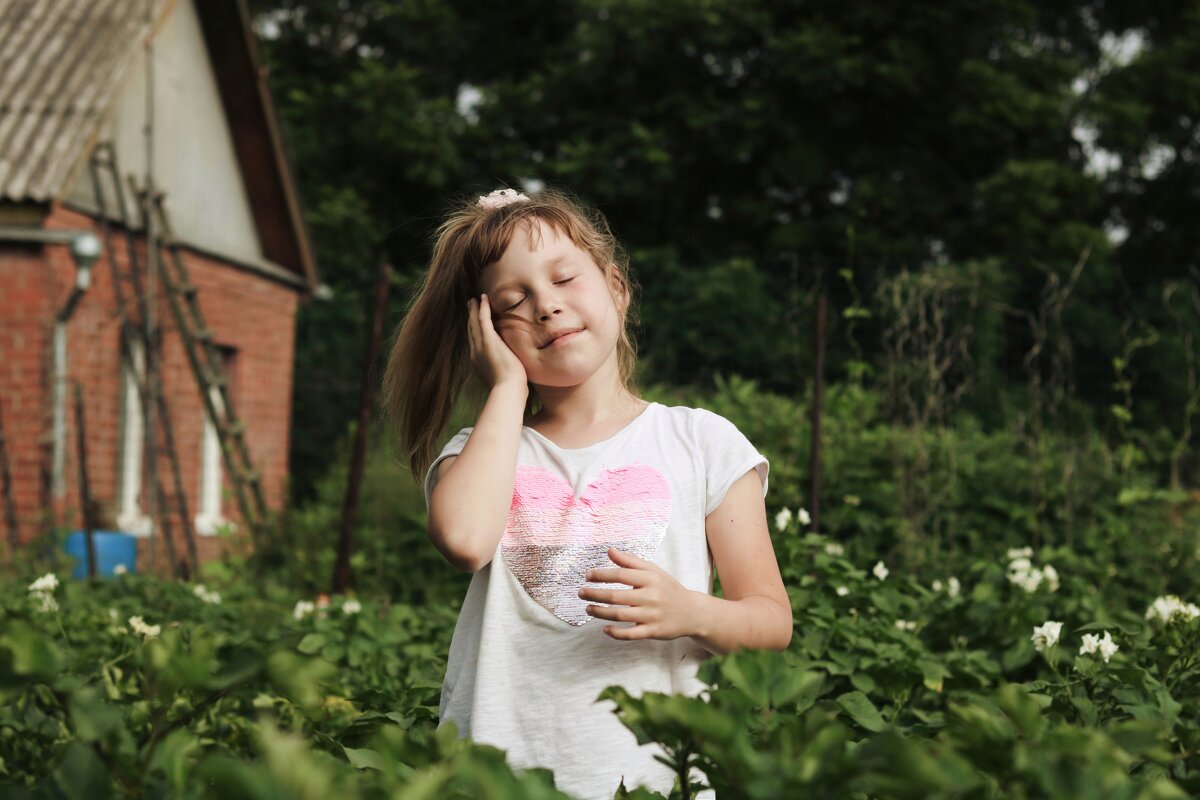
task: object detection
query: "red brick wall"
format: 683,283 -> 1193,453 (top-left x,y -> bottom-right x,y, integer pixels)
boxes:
0,242 -> 56,541
0,204 -> 301,575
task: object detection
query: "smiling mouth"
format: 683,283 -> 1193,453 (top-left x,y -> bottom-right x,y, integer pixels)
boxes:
540,329 -> 583,349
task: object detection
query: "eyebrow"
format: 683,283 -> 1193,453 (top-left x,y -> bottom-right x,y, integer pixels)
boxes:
491,255 -> 570,293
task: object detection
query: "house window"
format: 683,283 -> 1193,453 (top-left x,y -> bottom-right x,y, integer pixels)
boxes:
196,346 -> 237,536
116,336 -> 153,537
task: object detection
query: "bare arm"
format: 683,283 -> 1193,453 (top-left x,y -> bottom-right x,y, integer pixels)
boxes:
691,469 -> 792,654
429,293 -> 529,572
427,380 -> 528,572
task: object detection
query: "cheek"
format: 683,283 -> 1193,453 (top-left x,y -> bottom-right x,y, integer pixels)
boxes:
495,322 -> 533,350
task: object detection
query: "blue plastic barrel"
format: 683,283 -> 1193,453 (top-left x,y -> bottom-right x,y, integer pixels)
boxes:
64,531 -> 138,579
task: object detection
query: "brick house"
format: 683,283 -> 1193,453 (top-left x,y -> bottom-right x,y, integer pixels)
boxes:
0,0 -> 319,572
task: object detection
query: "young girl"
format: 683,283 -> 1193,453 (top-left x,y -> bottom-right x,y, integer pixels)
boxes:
382,187 -> 791,800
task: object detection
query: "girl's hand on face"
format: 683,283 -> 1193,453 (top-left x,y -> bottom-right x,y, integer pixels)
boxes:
467,294 -> 528,390
578,548 -> 702,641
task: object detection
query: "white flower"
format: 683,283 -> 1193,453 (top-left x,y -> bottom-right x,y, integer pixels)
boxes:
797,508 -> 812,526
28,573 -> 59,593
932,579 -> 943,592
1007,558 -> 1044,593
128,615 -> 161,639
1041,564 -> 1059,592
33,592 -> 58,613
113,563 -> 128,576
1007,557 -> 1033,574
774,507 -> 793,532
835,586 -> 850,597
843,494 -> 862,507
192,584 -> 222,605
947,576 -> 961,598
872,561 -> 889,581
1006,547 -> 1033,562
894,619 -> 917,632
342,599 -> 362,615
108,607 -> 119,620
1145,595 -> 1200,627
293,600 -> 316,621
1031,620 -> 1063,652
1080,631 -> 1119,663
824,542 -> 844,557
1096,632 -> 1119,663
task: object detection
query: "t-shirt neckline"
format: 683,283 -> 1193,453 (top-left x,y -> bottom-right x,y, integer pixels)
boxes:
522,402 -> 658,452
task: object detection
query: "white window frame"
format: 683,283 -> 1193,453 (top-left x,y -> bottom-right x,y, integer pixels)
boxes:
195,386 -> 235,537
116,337 -> 153,538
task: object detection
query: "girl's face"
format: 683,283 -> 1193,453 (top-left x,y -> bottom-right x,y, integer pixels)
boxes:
480,218 -> 627,389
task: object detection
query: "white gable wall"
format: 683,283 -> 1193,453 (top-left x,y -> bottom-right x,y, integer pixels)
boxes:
65,0 -> 264,268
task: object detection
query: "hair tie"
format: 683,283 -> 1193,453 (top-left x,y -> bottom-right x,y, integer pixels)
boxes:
477,188 -> 531,210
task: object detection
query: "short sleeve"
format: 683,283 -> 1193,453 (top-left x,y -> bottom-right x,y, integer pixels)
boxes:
694,409 -> 769,517
423,427 -> 473,511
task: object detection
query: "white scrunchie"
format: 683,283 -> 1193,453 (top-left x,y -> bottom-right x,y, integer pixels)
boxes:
477,188 -> 531,209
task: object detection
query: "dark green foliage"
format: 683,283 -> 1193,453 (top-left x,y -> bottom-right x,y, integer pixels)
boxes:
247,0 -> 1200,501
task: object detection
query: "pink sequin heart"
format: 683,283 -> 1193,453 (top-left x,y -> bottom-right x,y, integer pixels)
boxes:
501,464 -> 672,626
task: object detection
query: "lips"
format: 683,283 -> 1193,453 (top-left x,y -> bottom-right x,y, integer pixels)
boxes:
540,328 -> 583,349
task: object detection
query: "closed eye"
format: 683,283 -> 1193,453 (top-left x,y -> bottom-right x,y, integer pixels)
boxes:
502,277 -> 574,312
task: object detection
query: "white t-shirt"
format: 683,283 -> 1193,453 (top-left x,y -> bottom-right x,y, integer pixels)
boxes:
423,401 -> 769,800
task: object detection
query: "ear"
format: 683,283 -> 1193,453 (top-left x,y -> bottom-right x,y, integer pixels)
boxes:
608,264 -> 629,312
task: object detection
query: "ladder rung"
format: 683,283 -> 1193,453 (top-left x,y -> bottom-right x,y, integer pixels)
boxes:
194,328 -> 213,342
173,282 -> 197,297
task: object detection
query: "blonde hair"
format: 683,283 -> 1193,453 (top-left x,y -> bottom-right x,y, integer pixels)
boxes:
381,187 -> 642,483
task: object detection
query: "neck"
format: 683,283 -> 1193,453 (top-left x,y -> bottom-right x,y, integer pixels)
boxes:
528,360 -> 643,427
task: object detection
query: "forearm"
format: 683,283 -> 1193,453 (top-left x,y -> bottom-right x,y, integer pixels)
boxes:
428,381 -> 527,571
687,592 -> 793,656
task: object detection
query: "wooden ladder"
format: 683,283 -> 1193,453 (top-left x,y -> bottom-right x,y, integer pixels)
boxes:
129,179 -> 270,547
88,141 -> 197,577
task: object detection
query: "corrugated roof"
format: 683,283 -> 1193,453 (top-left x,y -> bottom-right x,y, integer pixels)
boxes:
0,0 -> 166,202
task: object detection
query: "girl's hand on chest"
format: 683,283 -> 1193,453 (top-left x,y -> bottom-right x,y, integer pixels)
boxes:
578,547 -> 701,641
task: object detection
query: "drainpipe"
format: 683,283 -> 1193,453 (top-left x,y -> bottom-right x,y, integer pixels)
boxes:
51,234 -> 102,498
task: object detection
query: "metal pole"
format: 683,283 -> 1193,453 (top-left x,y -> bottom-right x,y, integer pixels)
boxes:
73,382 -> 97,579
808,266 -> 826,534
332,264 -> 393,594
143,0 -> 160,572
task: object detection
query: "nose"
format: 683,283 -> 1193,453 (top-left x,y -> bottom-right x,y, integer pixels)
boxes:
534,294 -> 562,322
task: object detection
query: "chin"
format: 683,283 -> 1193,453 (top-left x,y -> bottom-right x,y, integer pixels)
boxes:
527,370 -> 593,388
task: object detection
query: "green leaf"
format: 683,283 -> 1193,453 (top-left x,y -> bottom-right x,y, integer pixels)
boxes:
850,672 -> 877,694
918,660 -> 949,693
0,621 -> 64,685
835,691 -> 888,732
297,634 -> 326,655
52,742 -> 110,800
68,687 -> 123,743
342,746 -> 386,771
145,729 -> 200,794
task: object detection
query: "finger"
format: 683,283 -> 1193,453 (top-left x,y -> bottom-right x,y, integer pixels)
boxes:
584,567 -> 647,587
605,623 -> 651,640
479,294 -> 502,334
578,587 -> 643,605
607,548 -> 655,570
586,604 -> 645,623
